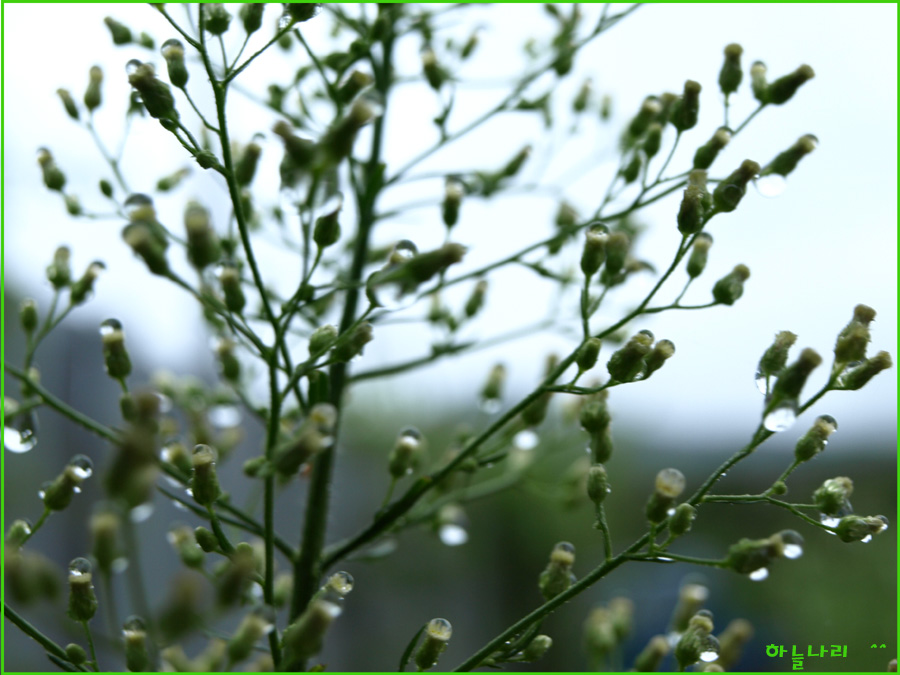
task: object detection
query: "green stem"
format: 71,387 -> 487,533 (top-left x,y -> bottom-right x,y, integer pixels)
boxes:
3,603 -> 82,668
81,621 -> 99,671
594,505 -> 613,561
207,506 -> 236,555
20,507 -> 51,546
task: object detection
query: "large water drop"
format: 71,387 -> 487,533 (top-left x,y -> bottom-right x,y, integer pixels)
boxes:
754,174 -> 786,198
763,400 -> 797,432
749,567 -> 769,581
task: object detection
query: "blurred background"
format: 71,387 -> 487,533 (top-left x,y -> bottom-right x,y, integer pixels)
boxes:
4,3 -> 897,672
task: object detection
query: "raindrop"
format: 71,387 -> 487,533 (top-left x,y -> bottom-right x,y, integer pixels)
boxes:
250,584 -> 263,600
125,59 -> 143,77
754,370 -> 769,395
479,398 -> 502,414
749,567 -> 769,581
122,615 -> 146,637
513,429 -> 539,451
389,239 -> 418,264
68,454 -> 94,480
73,486 -> 82,494
173,500 -> 188,512
427,618 -> 453,640
277,11 -> 293,30
329,571 -> 354,595
99,318 -> 123,337
763,400 -> 797,432
754,174 -> 786,198
160,38 -> 184,58
820,514 -> 840,528
123,193 -> 155,221
129,504 -> 154,523
155,392 -> 173,414
38,481 -> 51,500
655,556 -> 674,562
783,544 -> 803,559
4,426 -> 37,453
252,606 -> 276,634
860,535 -> 872,544
68,557 -> 92,577
112,558 -> 130,574
666,507 -> 676,517
438,524 -> 469,546
319,595 -> 343,618
208,404 -> 241,428
699,650 -> 720,663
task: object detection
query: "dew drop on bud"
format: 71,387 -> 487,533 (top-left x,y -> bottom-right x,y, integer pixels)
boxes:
122,615 -> 146,638
513,429 -> 539,451
754,370 -> 769,395
129,504 -> 154,523
860,535 -> 872,543
125,59 -> 143,77
700,650 -> 719,663
438,524 -> 468,546
754,174 -> 786,198
763,400 -> 797,432
749,567 -> 769,581
819,514 -> 840,529
479,398 -> 502,414
99,318 -> 122,337
783,544 -> 803,559
68,454 -> 94,480
277,12 -> 293,30
4,426 -> 38,453
208,404 -> 241,428
329,571 -> 354,595
68,557 -> 92,577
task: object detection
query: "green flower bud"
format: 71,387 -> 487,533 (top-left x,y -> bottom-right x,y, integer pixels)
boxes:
712,160 -> 760,212
600,94 -> 612,120
308,324 -> 338,358
643,339 -> 675,379
686,232 -> 713,278
388,427 -> 425,479
634,635 -> 669,672
769,480 -> 788,496
67,558 -> 98,622
37,148 -> 66,192
521,353 -> 558,427
332,322 -> 373,362
725,535 -> 780,575
5,519 -> 33,550
65,643 -> 88,666
670,80 -> 701,132
281,597 -> 342,668
480,364 -> 506,408
123,222 -> 170,275
646,468 -> 685,522
321,98 -> 378,163
675,612 -> 719,670
840,351 -> 892,390
584,607 -> 618,662
414,618 -> 453,671
234,142 -> 262,186
6,550 -> 60,604
57,88 -> 80,120
442,178 -> 464,229
461,31 -> 479,59
602,231 -> 629,279
643,122 -> 663,159
228,608 -> 274,664
119,392 -> 137,421
669,503 -> 697,537
195,150 -> 220,170
834,304 -> 877,364
521,634 -> 552,662
588,427 -> 614,464
274,572 -> 293,607
766,64 -> 815,105
64,194 -> 82,216
756,330 -> 797,391
464,279 -> 487,318
586,464 -> 609,506
580,223 -> 609,277
693,128 -> 732,170
273,403 -> 337,476
764,134 -> 817,177
240,3 -> 265,34
750,61 -> 768,102
19,299 -> 38,334
627,97 -> 663,139
183,202 -> 222,270
607,330 -> 654,382
835,514 -> 889,543
501,145 -> 531,178
794,414 -> 838,462
44,455 -> 94,511
203,4 -> 232,35
90,510 -> 120,574
338,69 -> 373,104
191,444 -> 222,506
123,616 -> 150,672
161,38 -> 189,88
218,265 -> 246,313
99,179 -> 114,198
127,61 -> 178,121
104,17 -> 132,45
577,338 -> 603,373
622,154 -> 642,184
768,347 -> 822,403
285,3 -> 321,24
712,264 -> 750,306
538,542 -> 576,600
314,205 -> 342,250
715,619 -> 754,670
813,476 -> 853,517
168,525 -> 205,568
45,245 -> 72,290
422,49 -> 449,90
194,526 -> 220,553
100,319 -> 132,380
670,583 -> 708,632
215,339 -> 241,382
718,43 -> 743,96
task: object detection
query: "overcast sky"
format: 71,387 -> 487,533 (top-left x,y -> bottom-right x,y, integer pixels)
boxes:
4,3 -> 897,449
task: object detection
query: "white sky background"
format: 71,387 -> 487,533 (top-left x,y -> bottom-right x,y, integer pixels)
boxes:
4,3 -> 897,447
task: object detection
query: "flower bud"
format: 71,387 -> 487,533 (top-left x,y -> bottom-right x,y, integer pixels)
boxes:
835,514 -> 889,543
602,231 -> 629,279
794,414 -> 837,462
712,264 -> 750,306
442,178 -> 464,229
388,427 -> 425,478
104,17 -> 132,44
750,61 -> 768,102
123,222 -> 169,275
88,510 -> 120,574
100,319 -> 132,380
643,122 -> 663,159
686,232 -> 713,278
764,134 -> 817,177
161,38 -> 189,88
285,3 -> 321,24
812,476 -> 853,517
5,519 -> 32,550
46,245 -> 72,289
768,347 -> 822,402
281,597 -> 342,668
643,339 -> 675,379
580,223 -> 609,277
218,264 -> 245,313
240,3 -> 264,34
718,43 -> 743,96
122,615 -> 150,672
634,635 -> 669,672
716,619 -> 754,670
520,634 -> 552,662
193,526 -> 218,553
314,205 -> 342,250
274,572 -> 293,607
308,324 -> 338,358
191,445 -> 222,506
607,330 -> 654,382
321,98 -> 377,162
203,4 -> 232,34
228,608 -> 274,664
57,88 -> 80,120
19,299 -> 38,335
37,148 -> 66,192
182,202 -> 222,270
670,80 -> 701,132
627,97 -> 663,139
65,644 -> 87,666
422,49 -> 448,91
834,303 -> 876,364
539,542 -> 576,600
521,354 -> 558,428
127,61 -> 179,121
577,338 -> 603,373
480,364 -> 506,407
69,260 -> 105,305
67,558 -> 98,622
670,583 -> 708,632
44,455 -> 94,511
840,351 -> 892,390
622,154 -> 642,184
693,128 -> 732,170
765,64 -> 815,105
726,535 -> 781,575
675,612 -> 719,670
587,464 -> 609,506
338,69 -> 374,104
461,279 -> 488,319
756,330 -> 797,391
584,607 -> 618,662
168,525 -> 205,568
331,322 -> 373,362
712,160 -> 760,212
414,618 -> 453,671
669,503 -> 697,537
501,145 -> 531,178
273,403 -> 337,476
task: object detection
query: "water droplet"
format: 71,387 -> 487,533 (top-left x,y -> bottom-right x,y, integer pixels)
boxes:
754,370 -> 769,394
655,556 -> 674,562
426,618 -> 453,641
69,557 -> 92,576
749,567 -> 769,581
252,606 -> 276,634
250,584 -> 264,600
329,571 -> 354,595
129,504 -> 154,523
208,404 -> 241,428
125,59 -> 144,77
67,454 -> 94,480
38,481 -> 51,500
783,544 -> 803,559
699,650 -> 719,663
820,514 -> 841,528
389,239 -> 418,264
160,38 -> 184,58
122,615 -> 146,637
123,193 -> 155,221
319,597 -> 343,618
860,534 -> 872,544
763,400 -> 798,432
73,486 -> 82,494
513,429 -> 539,451
112,557 -> 130,574
666,507 -> 676,517
277,11 -> 293,30
438,524 -> 469,546
479,398 -> 502,414
4,426 -> 37,453
155,392 -> 173,414
173,500 -> 188,511
754,174 -> 786,198
99,318 -> 123,337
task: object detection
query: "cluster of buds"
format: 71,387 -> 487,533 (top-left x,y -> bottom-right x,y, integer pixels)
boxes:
538,541 -> 576,600
271,403 -> 338,477
607,330 -> 675,383
725,529 -> 804,578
